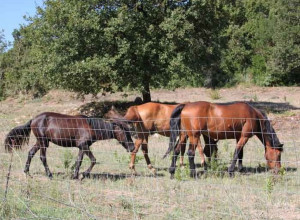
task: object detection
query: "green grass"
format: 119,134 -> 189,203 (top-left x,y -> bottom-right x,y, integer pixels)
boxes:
0,134 -> 299,219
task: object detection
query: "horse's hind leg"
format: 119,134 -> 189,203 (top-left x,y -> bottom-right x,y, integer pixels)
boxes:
196,138 -> 206,170
24,144 -> 40,174
82,147 -> 96,179
169,137 -> 183,179
72,149 -> 84,179
39,140 -> 52,178
187,135 -> 200,178
179,135 -> 188,167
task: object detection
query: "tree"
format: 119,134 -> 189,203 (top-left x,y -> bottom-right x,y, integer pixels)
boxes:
10,0 -> 228,102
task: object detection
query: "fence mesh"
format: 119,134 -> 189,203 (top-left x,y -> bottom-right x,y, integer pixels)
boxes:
0,116 -> 299,219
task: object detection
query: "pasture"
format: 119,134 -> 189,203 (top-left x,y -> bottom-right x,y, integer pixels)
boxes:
1,87 -> 299,219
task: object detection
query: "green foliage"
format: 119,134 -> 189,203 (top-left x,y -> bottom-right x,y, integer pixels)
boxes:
174,164 -> 191,181
209,89 -> 221,100
221,0 -> 299,86
265,176 -> 275,197
206,153 -> 227,177
0,0 -> 298,100
62,150 -> 74,173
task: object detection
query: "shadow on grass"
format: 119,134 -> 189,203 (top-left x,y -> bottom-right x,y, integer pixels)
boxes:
32,171 -> 165,181
77,99 -> 299,118
84,172 -> 165,180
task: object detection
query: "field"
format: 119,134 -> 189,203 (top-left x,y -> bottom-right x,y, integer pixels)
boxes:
0,86 -> 299,219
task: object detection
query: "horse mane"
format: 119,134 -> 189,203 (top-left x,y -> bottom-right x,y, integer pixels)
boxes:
258,109 -> 283,151
85,117 -> 114,139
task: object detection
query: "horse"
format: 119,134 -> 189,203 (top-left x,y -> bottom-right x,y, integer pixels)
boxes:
106,102 -> 218,174
164,101 -> 283,178
4,112 -> 135,179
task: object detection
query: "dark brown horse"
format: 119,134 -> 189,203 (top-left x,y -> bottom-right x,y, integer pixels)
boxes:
165,102 -> 283,178
4,112 -> 135,179
106,102 -> 218,174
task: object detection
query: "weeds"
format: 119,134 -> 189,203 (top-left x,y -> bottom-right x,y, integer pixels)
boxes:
209,89 -> 221,100
113,151 -> 143,165
265,176 -> 275,198
206,153 -> 227,177
174,158 -> 190,181
62,150 -> 74,174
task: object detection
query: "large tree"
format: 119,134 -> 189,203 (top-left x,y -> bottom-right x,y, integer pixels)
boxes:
2,0 -> 227,102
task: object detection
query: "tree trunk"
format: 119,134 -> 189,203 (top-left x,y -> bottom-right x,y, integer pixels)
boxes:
142,81 -> 151,103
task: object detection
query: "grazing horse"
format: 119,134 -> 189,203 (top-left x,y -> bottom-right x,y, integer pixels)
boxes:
165,102 -> 283,178
106,102 -> 218,174
4,112 -> 135,179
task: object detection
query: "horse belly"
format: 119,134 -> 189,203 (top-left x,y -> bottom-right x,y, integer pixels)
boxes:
49,137 -> 78,147
46,128 -> 78,147
204,130 -> 241,140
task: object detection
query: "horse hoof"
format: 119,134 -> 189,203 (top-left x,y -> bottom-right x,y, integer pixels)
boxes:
170,174 -> 174,179
131,171 -> 137,176
48,173 -> 53,179
228,171 -> 235,178
238,167 -> 244,173
150,168 -> 156,175
82,172 -> 91,179
71,174 -> 79,180
24,172 -> 33,178
190,170 -> 197,178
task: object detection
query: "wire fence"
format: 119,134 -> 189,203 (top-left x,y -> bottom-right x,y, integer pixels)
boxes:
0,116 -> 299,219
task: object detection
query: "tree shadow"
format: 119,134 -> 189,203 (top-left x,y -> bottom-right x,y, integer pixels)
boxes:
216,101 -> 299,114
76,99 -> 299,119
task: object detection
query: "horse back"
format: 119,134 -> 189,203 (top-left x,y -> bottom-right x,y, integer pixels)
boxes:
181,102 -> 262,139
31,112 -> 92,145
126,102 -> 178,135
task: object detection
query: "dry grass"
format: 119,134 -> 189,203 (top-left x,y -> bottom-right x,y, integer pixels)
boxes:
0,87 -> 299,219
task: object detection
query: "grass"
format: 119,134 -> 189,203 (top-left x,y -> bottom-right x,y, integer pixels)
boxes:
209,89 -> 221,100
0,87 -> 299,219
0,134 -> 299,219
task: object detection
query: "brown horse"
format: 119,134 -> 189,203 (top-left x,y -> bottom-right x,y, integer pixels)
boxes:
106,102 -> 218,174
4,112 -> 135,179
165,101 -> 283,178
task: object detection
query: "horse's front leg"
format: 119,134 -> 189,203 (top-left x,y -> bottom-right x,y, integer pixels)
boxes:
228,136 -> 249,176
72,149 -> 84,179
81,147 -> 96,179
129,138 -> 142,175
141,137 -> 155,175
237,146 -> 244,172
24,144 -> 40,175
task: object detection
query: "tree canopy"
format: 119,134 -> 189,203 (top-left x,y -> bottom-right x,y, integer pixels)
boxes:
0,0 -> 299,101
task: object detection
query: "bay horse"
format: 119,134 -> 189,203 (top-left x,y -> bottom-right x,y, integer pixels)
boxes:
164,101 -> 283,178
106,102 -> 218,174
4,112 -> 135,179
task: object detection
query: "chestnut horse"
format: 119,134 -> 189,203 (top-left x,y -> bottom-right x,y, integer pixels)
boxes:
106,102 -> 218,174
165,102 -> 283,178
4,112 -> 135,179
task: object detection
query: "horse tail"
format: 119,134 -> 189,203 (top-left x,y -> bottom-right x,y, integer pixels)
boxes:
4,120 -> 32,152
163,104 -> 185,159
